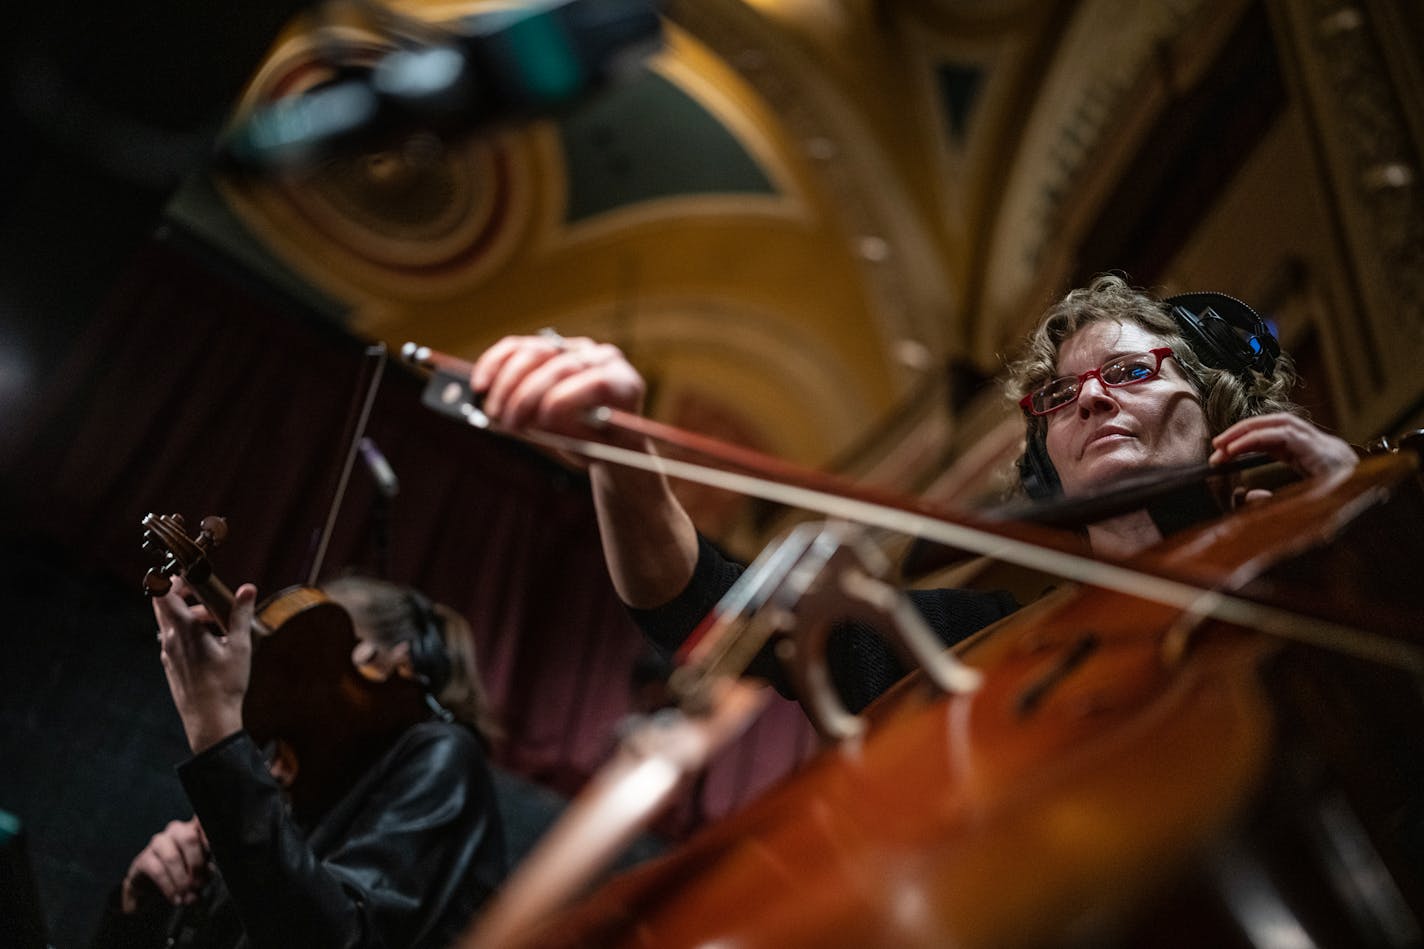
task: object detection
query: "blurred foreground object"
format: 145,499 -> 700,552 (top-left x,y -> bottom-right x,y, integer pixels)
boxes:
219,0 -> 663,172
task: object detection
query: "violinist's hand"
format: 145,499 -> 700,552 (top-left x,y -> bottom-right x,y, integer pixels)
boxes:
153,580 -> 257,754
470,333 -> 647,457
120,817 -> 211,913
1208,412 -> 1358,482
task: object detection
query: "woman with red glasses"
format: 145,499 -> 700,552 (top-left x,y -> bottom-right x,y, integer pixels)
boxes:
469,274 -> 1357,710
1007,274 -> 1356,557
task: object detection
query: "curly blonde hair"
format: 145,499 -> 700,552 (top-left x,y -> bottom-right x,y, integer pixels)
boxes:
1005,274 -> 1303,487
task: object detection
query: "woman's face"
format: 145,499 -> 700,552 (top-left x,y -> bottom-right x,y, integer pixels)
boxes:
350,628 -> 412,683
1043,320 -> 1211,497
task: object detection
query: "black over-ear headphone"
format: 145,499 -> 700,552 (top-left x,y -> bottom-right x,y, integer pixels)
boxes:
1162,291 -> 1279,379
402,588 -> 453,697
1017,291 -> 1280,500
1018,418 -> 1062,501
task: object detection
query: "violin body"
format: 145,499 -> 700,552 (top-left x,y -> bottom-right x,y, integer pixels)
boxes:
502,453 -> 1424,947
243,584 -> 432,819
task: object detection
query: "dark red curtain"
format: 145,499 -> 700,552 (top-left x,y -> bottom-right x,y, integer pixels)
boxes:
1,236 -> 816,838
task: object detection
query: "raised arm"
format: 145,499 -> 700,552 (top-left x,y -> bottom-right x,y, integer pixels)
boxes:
471,333 -> 699,609
152,579 -> 257,754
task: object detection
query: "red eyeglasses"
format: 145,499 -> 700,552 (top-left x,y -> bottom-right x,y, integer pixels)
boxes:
1019,347 -> 1177,416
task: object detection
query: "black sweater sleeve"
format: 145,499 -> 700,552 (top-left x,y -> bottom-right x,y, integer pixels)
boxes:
629,533 -> 1019,713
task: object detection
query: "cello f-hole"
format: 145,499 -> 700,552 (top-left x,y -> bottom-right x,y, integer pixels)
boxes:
1015,633 -> 1100,717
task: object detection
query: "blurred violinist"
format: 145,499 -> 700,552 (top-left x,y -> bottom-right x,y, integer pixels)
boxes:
468,274 -> 1358,712
91,575 -> 507,949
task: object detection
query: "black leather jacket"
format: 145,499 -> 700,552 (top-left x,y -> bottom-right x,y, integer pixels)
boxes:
93,720 -> 506,949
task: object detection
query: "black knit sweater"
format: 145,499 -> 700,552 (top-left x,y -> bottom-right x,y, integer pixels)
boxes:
629,534 -> 1020,713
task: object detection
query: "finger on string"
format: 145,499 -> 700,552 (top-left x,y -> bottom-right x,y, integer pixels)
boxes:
1213,422 -> 1290,459
1219,431 -> 1292,462
1212,413 -> 1286,448
230,584 -> 258,638
151,585 -> 192,628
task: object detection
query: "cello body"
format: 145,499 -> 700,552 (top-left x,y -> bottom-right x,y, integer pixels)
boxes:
495,452 -> 1424,947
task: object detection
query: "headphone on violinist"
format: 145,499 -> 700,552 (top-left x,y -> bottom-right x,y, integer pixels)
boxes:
401,587 -> 453,697
1018,292 -> 1279,500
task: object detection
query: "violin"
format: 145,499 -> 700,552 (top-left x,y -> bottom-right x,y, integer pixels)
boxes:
141,512 -> 431,820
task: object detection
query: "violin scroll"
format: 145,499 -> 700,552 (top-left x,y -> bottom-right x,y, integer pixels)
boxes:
140,513 -> 229,597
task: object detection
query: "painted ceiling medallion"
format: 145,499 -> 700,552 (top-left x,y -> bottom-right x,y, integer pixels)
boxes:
224,26 -> 535,292
270,129 -> 527,277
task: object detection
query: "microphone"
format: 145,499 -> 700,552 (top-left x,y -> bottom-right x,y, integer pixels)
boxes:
359,438 -> 400,499
219,0 -> 663,171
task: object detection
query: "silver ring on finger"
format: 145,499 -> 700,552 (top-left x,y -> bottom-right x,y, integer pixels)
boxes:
537,327 -> 568,352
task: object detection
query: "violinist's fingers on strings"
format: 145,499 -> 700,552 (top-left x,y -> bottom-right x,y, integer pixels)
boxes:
229,584 -> 257,641
150,583 -> 192,630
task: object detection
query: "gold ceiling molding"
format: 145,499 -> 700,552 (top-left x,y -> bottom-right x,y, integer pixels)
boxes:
979,0 -> 1212,354
581,293 -> 878,462
1269,0 -> 1424,435
546,28 -> 816,251
669,0 -> 961,369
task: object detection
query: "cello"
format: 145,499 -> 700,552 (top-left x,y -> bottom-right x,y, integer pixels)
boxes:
469,449 -> 1424,948
399,332 -> 1424,947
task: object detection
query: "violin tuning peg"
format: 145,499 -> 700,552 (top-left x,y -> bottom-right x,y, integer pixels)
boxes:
198,516 -> 228,545
143,567 -> 172,597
